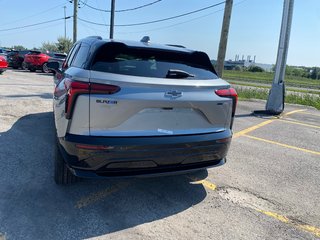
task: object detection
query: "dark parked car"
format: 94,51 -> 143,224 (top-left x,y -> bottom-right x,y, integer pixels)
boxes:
49,36 -> 238,184
7,50 -> 30,69
48,53 -> 67,69
0,48 -> 10,55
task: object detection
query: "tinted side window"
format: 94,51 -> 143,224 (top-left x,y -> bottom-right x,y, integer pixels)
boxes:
71,44 -> 90,68
65,44 -> 80,69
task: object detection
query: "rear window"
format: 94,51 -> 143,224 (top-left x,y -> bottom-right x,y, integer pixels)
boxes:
91,43 -> 218,80
7,51 -> 18,56
53,53 -> 67,59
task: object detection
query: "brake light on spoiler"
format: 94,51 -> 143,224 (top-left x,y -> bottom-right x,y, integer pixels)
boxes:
64,79 -> 120,119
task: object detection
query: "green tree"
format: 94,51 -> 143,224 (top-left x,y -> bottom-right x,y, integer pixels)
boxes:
56,37 -> 72,53
41,41 -> 58,52
11,45 -> 27,50
310,67 -> 319,80
248,65 -> 264,72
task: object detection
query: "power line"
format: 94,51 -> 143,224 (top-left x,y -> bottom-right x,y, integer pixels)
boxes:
78,1 -> 226,27
117,9 -> 225,35
0,3 -> 67,27
80,0 -> 162,13
116,0 -> 248,35
0,21 -> 70,38
0,17 -> 71,32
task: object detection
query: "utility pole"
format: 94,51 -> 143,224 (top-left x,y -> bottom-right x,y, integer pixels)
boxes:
109,0 -> 116,39
266,0 -> 294,114
73,0 -> 78,43
216,0 -> 233,78
64,6 -> 67,39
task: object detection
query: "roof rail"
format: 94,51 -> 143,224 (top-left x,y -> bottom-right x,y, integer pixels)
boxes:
86,36 -> 103,40
166,44 -> 186,48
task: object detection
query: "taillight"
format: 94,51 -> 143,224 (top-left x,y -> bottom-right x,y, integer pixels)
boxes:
215,88 -> 238,128
91,83 -> 120,94
64,79 -> 120,119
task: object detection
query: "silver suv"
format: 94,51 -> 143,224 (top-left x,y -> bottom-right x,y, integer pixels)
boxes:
49,36 -> 237,185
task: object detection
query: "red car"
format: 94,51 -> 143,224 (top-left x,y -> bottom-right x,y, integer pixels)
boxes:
0,55 -> 8,74
23,50 -> 51,73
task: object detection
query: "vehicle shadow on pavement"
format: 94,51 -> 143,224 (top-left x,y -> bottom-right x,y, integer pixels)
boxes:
0,112 -> 208,240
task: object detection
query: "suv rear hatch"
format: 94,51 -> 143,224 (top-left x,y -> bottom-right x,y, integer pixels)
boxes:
70,43 -> 236,137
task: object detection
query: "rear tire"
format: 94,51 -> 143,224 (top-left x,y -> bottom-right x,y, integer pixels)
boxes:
42,62 -> 49,73
54,137 -> 78,185
22,62 -> 27,70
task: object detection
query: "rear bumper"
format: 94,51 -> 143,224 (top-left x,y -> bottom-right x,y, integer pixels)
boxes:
8,60 -> 22,68
59,130 -> 232,178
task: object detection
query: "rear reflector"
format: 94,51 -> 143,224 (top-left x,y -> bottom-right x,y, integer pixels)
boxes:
76,144 -> 114,150
216,137 -> 231,143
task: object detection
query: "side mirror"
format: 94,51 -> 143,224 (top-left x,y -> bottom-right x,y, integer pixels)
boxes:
47,61 -> 60,72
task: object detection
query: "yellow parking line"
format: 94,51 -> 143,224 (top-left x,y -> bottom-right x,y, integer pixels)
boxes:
188,176 -> 217,190
256,209 -> 289,223
188,176 -> 320,238
75,182 -> 129,209
294,111 -> 320,117
233,119 -> 275,138
233,109 -> 306,139
282,109 -> 307,116
298,225 -> 320,238
279,119 -> 320,129
256,209 -> 320,237
244,135 -> 320,156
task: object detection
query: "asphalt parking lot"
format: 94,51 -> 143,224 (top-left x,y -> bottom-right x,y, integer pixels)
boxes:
0,69 -> 319,240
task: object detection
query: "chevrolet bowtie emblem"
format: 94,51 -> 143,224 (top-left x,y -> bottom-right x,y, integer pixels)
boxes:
165,90 -> 183,99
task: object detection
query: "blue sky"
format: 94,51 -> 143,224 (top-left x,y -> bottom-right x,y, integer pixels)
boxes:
0,0 -> 319,67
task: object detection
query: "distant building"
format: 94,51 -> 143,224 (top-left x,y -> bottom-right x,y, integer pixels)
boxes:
211,57 -> 273,72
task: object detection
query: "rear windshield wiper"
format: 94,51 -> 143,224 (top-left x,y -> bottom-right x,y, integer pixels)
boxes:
166,69 -> 195,79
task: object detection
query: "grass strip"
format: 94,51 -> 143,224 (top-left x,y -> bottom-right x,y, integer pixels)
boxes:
229,81 -> 320,95
235,86 -> 320,110
223,70 -> 320,90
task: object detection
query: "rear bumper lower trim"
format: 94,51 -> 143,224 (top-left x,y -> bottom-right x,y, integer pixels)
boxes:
59,131 -> 232,178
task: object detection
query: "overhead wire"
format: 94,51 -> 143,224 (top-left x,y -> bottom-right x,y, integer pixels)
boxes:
0,21 -> 70,38
0,3 -> 67,27
0,17 -> 71,32
117,0 -> 248,34
80,0 -> 162,13
78,1 -> 226,27
95,0 -> 108,26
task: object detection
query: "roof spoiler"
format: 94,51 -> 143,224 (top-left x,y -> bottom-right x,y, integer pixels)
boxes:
86,36 -> 103,40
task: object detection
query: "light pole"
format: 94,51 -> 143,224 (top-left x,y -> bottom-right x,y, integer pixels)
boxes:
216,0 -> 233,78
73,0 -> 78,43
109,0 -> 115,39
64,6 -> 67,39
266,0 -> 294,114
